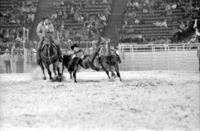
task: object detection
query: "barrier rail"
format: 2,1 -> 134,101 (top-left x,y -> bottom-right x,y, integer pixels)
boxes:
0,43 -> 199,73
118,43 -> 200,52
118,43 -> 200,71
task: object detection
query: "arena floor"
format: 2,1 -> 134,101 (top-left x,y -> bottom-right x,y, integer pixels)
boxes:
0,69 -> 199,131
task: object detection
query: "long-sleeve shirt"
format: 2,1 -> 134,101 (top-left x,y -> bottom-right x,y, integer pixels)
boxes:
36,22 -> 45,39
36,21 -> 55,39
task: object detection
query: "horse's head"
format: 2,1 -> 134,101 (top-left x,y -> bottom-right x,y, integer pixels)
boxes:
41,37 -> 58,62
43,35 -> 52,45
116,54 -> 122,63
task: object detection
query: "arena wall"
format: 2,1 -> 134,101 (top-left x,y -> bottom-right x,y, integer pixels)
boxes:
119,50 -> 199,71
0,49 -> 199,73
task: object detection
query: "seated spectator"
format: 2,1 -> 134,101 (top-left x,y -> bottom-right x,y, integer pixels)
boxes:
153,20 -> 168,28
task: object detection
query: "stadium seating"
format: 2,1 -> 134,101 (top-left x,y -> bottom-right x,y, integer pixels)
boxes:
51,0 -> 112,42
120,0 -> 197,44
0,0 -> 38,43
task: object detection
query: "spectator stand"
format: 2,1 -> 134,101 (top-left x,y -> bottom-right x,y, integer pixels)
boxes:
51,0 -> 112,46
120,0 -> 198,44
0,0 -> 38,47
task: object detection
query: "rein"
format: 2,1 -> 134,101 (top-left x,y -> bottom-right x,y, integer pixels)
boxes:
41,40 -> 58,63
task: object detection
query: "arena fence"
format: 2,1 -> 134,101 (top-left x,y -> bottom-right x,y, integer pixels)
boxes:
118,43 -> 200,71
0,43 -> 199,73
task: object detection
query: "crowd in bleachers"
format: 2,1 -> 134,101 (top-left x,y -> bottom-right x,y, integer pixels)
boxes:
0,0 -> 38,27
50,0 -> 112,44
120,0 -> 198,44
0,0 -> 199,53
0,0 -> 38,45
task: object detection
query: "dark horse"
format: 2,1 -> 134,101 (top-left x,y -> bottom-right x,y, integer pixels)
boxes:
62,47 -> 101,82
39,37 -> 62,81
97,53 -> 122,81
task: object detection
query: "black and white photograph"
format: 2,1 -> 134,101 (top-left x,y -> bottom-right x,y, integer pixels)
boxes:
0,0 -> 199,131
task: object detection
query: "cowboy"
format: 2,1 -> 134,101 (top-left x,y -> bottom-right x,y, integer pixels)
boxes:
68,43 -> 84,59
36,17 -> 62,64
98,36 -> 109,56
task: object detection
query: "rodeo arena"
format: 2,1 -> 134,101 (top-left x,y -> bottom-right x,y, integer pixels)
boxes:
0,0 -> 200,131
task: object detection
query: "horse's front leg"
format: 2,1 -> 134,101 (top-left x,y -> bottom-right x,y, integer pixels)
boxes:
73,71 -> 77,83
40,62 -> 46,80
110,66 -> 116,78
45,64 -> 52,80
100,63 -> 110,79
57,63 -> 62,82
53,64 -> 57,76
61,61 -> 65,75
105,70 -> 111,79
54,62 -> 62,82
114,64 -> 122,81
69,71 -> 73,79
103,67 -> 110,79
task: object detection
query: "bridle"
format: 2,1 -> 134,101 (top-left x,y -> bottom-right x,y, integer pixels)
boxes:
41,37 -> 58,63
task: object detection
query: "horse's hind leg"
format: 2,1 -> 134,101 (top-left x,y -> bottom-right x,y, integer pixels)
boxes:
40,62 -> 46,80
115,64 -> 122,81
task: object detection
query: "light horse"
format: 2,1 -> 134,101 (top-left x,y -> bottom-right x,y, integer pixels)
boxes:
62,47 -> 101,83
39,36 -> 62,81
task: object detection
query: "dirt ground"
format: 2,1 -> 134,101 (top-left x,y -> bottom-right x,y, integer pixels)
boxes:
0,69 -> 199,131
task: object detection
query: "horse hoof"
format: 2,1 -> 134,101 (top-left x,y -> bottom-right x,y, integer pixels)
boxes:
43,77 -> 46,80
58,77 -> 62,82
